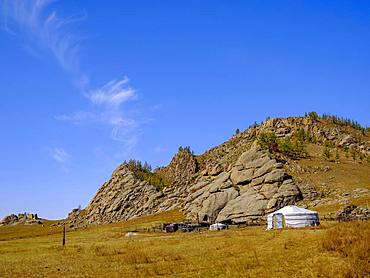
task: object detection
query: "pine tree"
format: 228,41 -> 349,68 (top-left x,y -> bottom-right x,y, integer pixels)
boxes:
335,148 -> 340,161
323,145 -> 332,160
351,148 -> 357,161
308,111 -> 319,121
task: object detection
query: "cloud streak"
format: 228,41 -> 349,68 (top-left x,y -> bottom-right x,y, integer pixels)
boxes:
86,77 -> 140,149
49,147 -> 70,163
1,0 -> 149,153
57,76 -> 141,150
1,0 -> 86,77
86,77 -> 137,108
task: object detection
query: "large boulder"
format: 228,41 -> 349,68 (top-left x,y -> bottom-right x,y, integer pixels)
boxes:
216,188 -> 268,224
184,172 -> 238,224
184,145 -> 302,224
231,168 -> 254,185
198,188 -> 239,223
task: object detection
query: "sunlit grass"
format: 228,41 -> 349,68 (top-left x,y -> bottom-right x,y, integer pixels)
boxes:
0,210 -> 369,277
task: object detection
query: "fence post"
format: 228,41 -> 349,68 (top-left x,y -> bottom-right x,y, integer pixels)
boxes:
62,223 -> 66,246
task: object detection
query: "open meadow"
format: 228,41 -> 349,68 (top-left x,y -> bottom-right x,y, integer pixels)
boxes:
0,210 -> 369,278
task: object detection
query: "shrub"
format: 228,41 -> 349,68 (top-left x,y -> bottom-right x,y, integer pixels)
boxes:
322,113 -> 367,132
323,146 -> 332,160
308,111 -> 319,121
322,141 -> 334,160
257,132 -> 278,152
335,148 -> 340,161
257,132 -> 307,159
123,159 -> 170,191
351,148 -> 358,161
296,128 -> 307,142
178,146 -> 193,154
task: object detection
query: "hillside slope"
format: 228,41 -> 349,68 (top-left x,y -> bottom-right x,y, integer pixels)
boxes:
69,114 -> 370,226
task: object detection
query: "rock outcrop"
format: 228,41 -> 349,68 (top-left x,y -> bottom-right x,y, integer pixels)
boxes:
84,165 -> 164,224
65,115 -> 369,227
336,204 -> 370,221
154,148 -> 200,211
259,117 -> 369,156
0,213 -> 42,226
184,144 -> 302,224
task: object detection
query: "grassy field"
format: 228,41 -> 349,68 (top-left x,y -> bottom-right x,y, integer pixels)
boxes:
0,210 -> 369,278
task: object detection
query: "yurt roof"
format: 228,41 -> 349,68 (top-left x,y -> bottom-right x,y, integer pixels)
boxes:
210,223 -> 226,227
268,205 -> 318,216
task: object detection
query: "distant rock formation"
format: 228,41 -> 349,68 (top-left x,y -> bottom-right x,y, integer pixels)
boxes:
0,213 -> 42,226
336,204 -> 370,221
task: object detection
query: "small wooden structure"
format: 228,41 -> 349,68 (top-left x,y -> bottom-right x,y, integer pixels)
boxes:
164,223 -> 178,233
163,222 -> 202,233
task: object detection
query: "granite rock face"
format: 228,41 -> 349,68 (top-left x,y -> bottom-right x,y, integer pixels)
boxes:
84,165 -> 164,224
184,145 -> 302,224
184,172 -> 239,223
78,144 -> 302,226
154,148 -> 199,211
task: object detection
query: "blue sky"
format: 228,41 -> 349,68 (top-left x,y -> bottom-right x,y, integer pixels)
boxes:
1,0 -> 369,219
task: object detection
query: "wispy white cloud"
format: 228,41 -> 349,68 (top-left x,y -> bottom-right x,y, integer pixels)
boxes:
1,0 -> 86,77
85,77 -> 137,108
1,1 -> 152,153
49,147 -> 70,163
57,76 -> 141,150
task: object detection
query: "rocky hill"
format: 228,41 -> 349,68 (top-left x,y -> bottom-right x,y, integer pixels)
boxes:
0,213 -> 42,226
67,114 -> 370,227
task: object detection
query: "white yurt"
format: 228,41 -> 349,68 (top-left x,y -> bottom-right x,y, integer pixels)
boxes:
267,205 -> 320,230
209,223 -> 227,231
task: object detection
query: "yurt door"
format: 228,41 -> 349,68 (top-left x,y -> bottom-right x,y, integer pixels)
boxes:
273,214 -> 284,229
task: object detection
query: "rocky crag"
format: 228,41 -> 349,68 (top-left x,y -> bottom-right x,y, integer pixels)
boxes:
0,213 -> 42,226
336,204 -> 370,221
184,143 -> 301,224
68,115 -> 370,226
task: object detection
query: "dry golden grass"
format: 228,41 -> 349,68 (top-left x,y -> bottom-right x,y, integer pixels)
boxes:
313,196 -> 370,216
0,210 -> 369,278
321,221 -> 370,277
292,144 -> 370,216
0,220 -> 61,241
298,144 -> 370,192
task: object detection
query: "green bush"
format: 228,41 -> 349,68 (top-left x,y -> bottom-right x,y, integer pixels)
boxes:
323,146 -> 332,160
278,137 -> 307,159
257,132 -> 278,152
123,159 -> 170,191
257,132 -> 307,159
308,111 -> 319,121
335,148 -> 340,161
